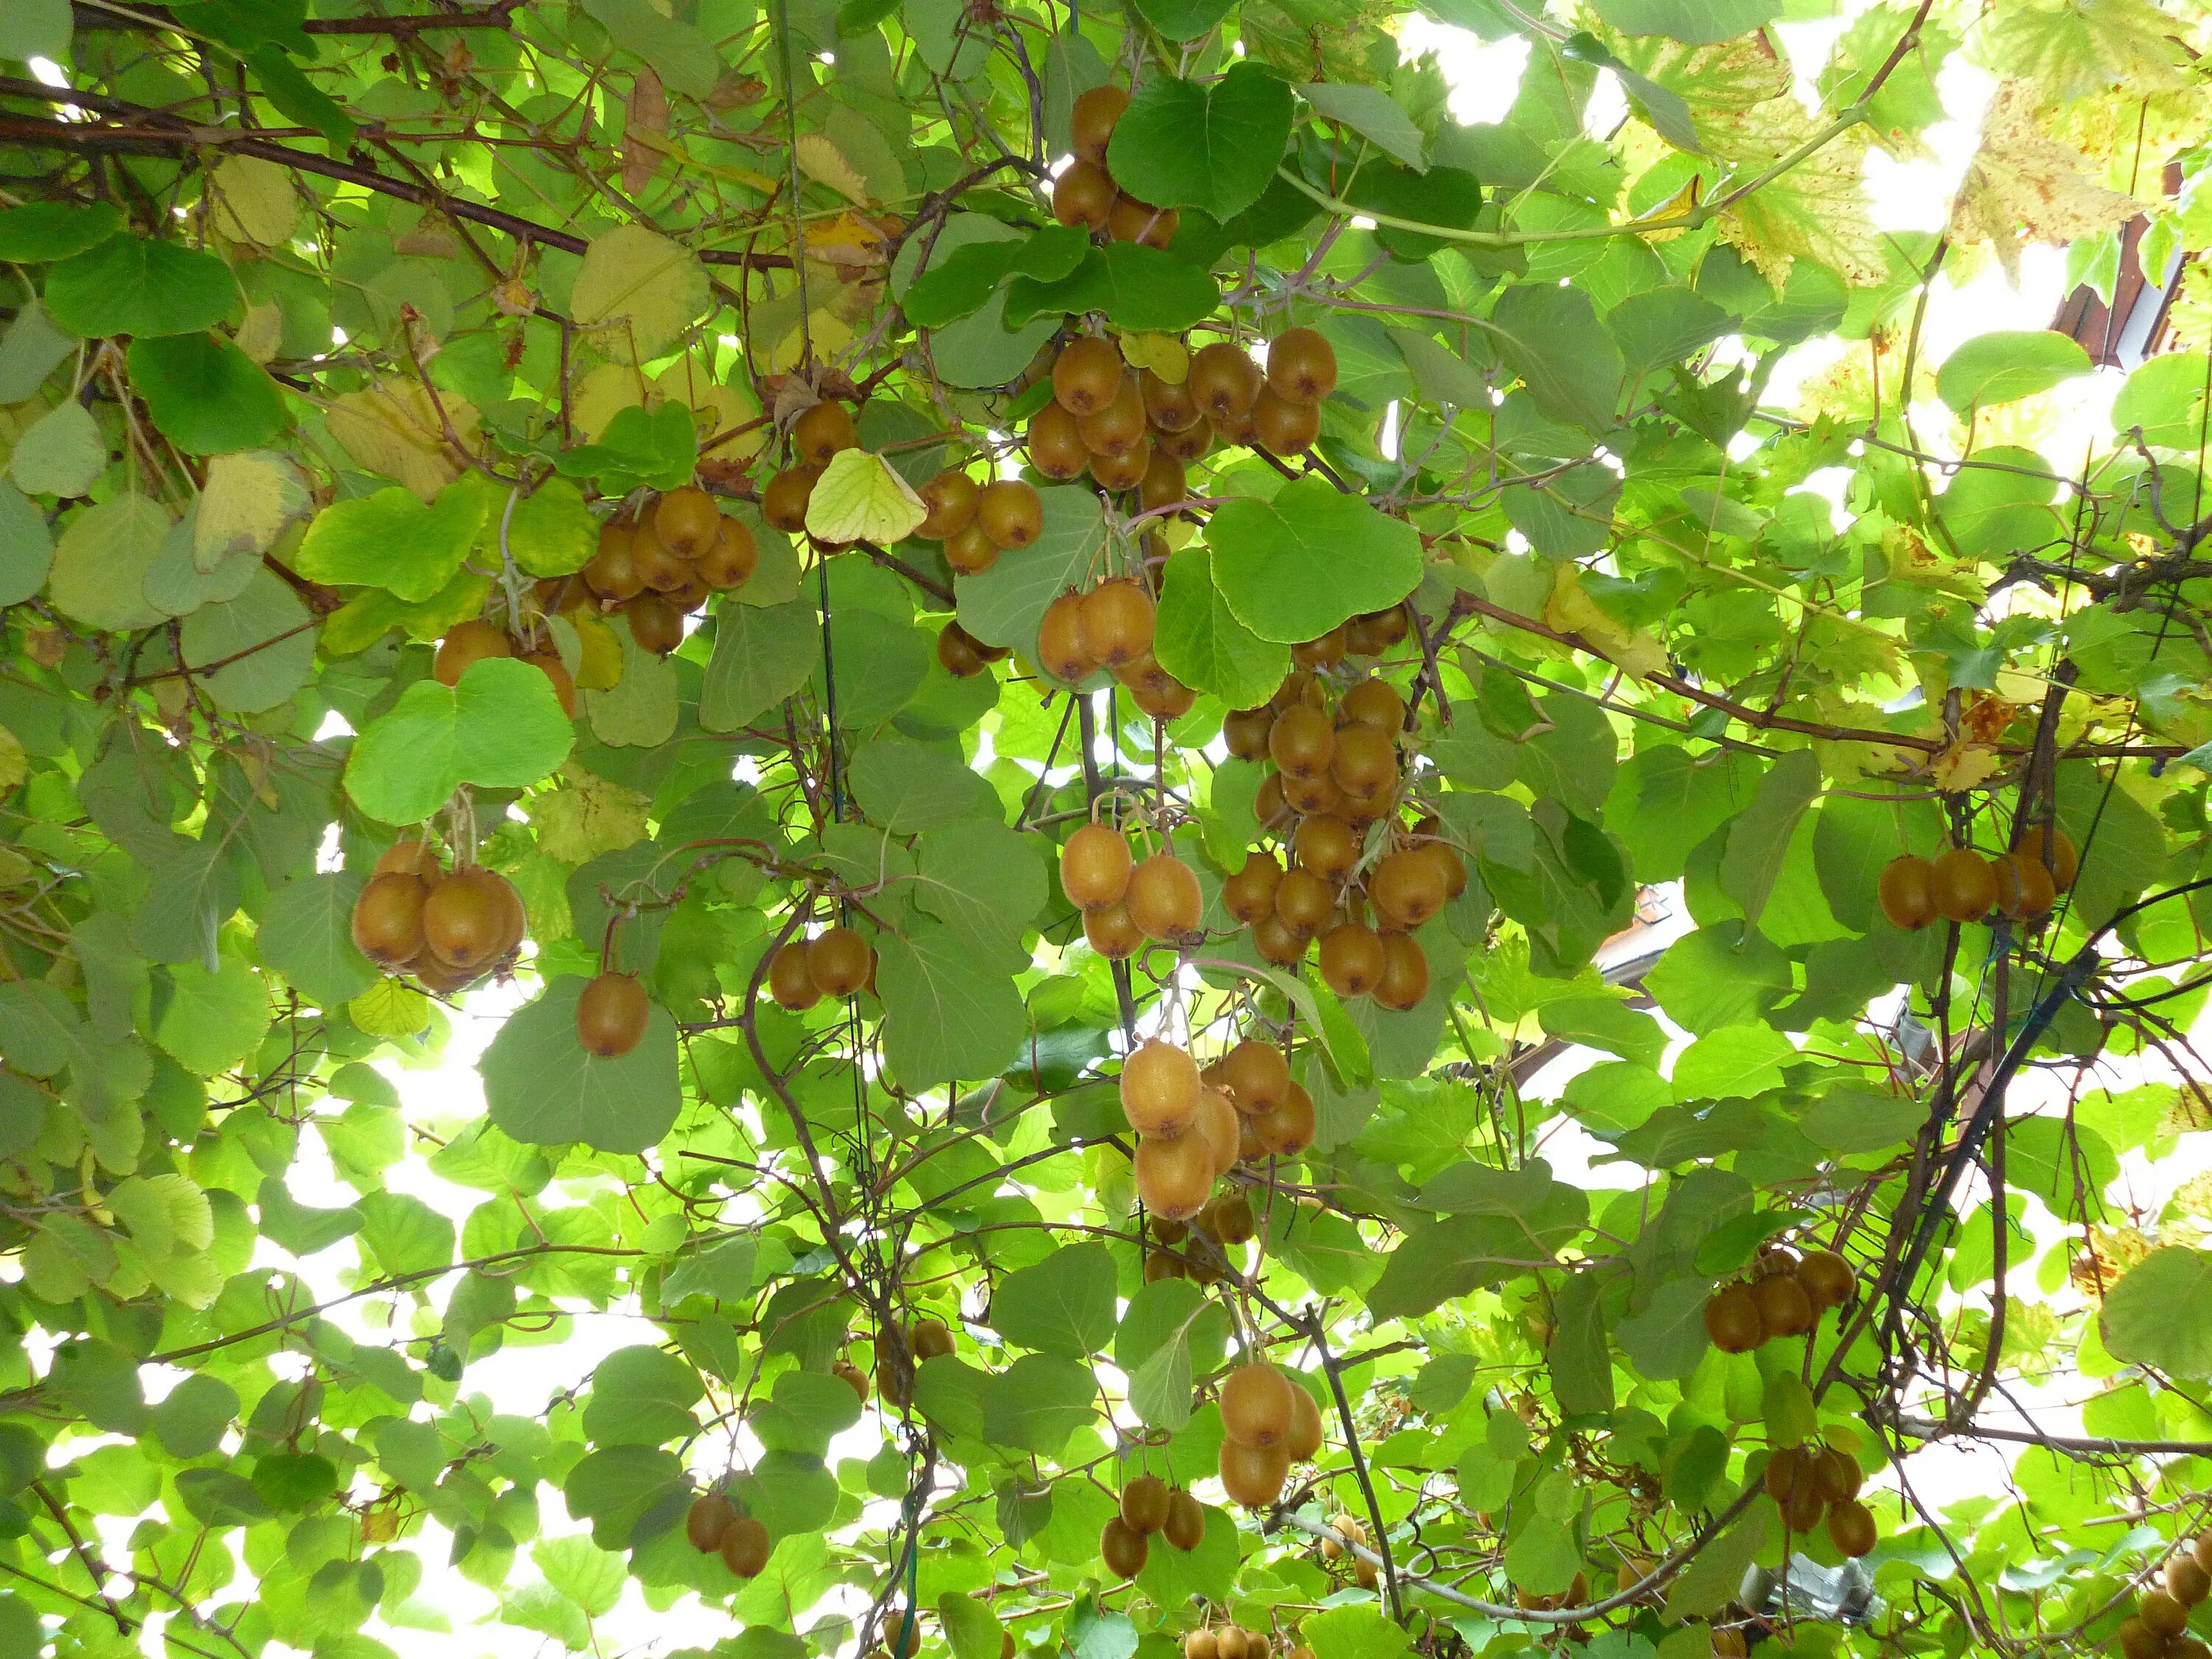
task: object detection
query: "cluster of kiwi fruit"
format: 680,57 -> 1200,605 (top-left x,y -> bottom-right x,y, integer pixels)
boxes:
1220,661 -> 1461,1009
1877,825 -> 2077,931
1051,85 -> 1175,250
1121,1037 -> 1318,1225
904,467 -> 1043,677
349,839 -> 527,995
1036,563 -> 1197,721
683,1488 -> 771,1578
1061,821 -> 1204,955
1183,1627 -> 1304,1659
872,1314 -> 956,1409
2121,1535 -> 2212,1659
1216,1360 -> 1325,1510
1318,1510 -> 1380,1590
1761,1441 -> 1877,1557
544,483 -> 760,655
765,924 -> 879,1012
1703,1245 -> 1857,1354
1098,1471 -> 1208,1579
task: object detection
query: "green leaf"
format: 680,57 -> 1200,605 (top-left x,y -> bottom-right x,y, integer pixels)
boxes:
583,1346 -> 702,1446
1113,1278 -> 1229,1430
1104,66 -> 1297,220
1125,0 -> 1234,41
44,235 -> 238,339
1206,476 -> 1424,643
1671,1023 -> 1794,1101
505,477 -> 597,578
1004,244 -> 1221,333
296,482 -> 491,602
1591,0 -> 1783,43
1608,285 -> 1731,378
981,1354 -> 1096,1454
252,1451 -> 338,1512
481,975 -> 682,1153
562,1445 -> 686,1551
153,954 -> 267,1075
1301,82 -> 1426,169
0,481 -> 54,605
1489,282 -> 1624,433
848,738 -> 999,832
0,202 -> 121,262
1614,1276 -> 1712,1380
988,1243 -> 1118,1356
1715,749 -> 1820,931
1150,546 -> 1290,710
876,922 -> 1026,1091
904,226 -> 1091,327
126,333 -> 285,453
581,0 -> 720,95
344,655 -> 576,824
699,598 -> 821,731
178,568 -> 315,712
1301,1604 -> 1412,1659
8,400 -> 103,499
2101,1247 -> 2212,1378
1936,329 -> 2093,414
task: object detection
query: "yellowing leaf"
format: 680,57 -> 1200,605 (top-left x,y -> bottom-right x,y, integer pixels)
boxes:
1713,114 -> 1884,286
1121,332 -> 1189,383
571,611 -> 627,690
1974,0 -> 2190,105
1545,565 -> 1666,681
1949,80 -> 2143,282
195,450 -> 309,571
234,300 -> 284,365
1930,738 -> 2002,794
326,377 -> 481,501
0,723 -> 24,792
210,156 -> 299,248
532,768 -> 653,863
804,447 -> 925,546
654,360 -> 762,451
569,224 -> 711,365
349,977 -> 431,1036
796,133 -> 872,204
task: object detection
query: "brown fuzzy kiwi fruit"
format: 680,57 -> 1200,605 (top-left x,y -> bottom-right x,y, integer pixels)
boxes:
1217,1438 -> 1291,1509
1121,1473 -> 1171,1536
1273,869 -> 1335,937
1070,85 -> 1130,161
1294,814 -> 1360,883
1703,1283 -> 1763,1353
352,872 -> 430,966
577,972 -> 651,1057
936,622 -> 986,678
434,619 -> 515,687
1222,706 -> 1274,761
1267,327 -> 1338,406
630,524 -> 691,592
1077,375 -> 1146,456
584,523 -> 647,601
686,1492 -> 735,1553
1108,194 -> 1179,248
1100,1515 -> 1149,1579
1194,1088 -> 1241,1178
761,466 -> 819,534
1328,724 -> 1398,797
1133,1130 -> 1213,1220
1062,823 -> 1135,910
375,839 -> 444,880
1142,369 -> 1201,433
944,521 -> 1001,577
1219,1041 -> 1290,1115
791,401 -> 857,467
626,592 -> 686,655
1078,577 -> 1155,667
1251,386 -> 1321,456
807,926 -> 873,998
654,487 -> 724,557
1084,902 -> 1143,960
1088,436 -> 1152,493
1188,343 -> 1261,422
698,521 -> 759,589
1053,337 -> 1126,417
1126,852 -> 1203,941
1373,933 -> 1428,1012
1164,1490 -> 1205,1551
1253,1083 -> 1315,1157
1753,1273 -> 1815,1339
768,940 -> 821,1011
1340,678 -> 1404,731
1253,911 -> 1308,966
1051,158 -> 1116,230
1369,849 -> 1449,930
1319,921 -> 1387,999
1286,1382 -> 1324,1461
1796,1249 -> 1856,1310
917,470 -> 981,540
1268,705 -> 1335,779
422,868 -> 515,970
1222,852 -> 1283,925
1121,1039 -> 1200,1136
1877,855 -> 1938,931
720,1515 -> 771,1577
977,479 -> 1044,549
1027,402 -> 1091,481
1037,591 -> 1096,684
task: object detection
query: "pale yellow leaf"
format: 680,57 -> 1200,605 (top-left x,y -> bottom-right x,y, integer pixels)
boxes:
349,978 -> 431,1037
234,301 -> 284,365
1930,739 -> 2002,794
569,224 -> 711,365
804,448 -> 926,546
796,133 -> 872,204
571,363 -> 652,442
532,768 -> 652,864
0,724 -> 24,792
194,450 -> 309,571
571,611 -> 627,691
1712,114 -> 1884,285
1948,80 -> 2144,284
210,156 -> 299,248
325,377 -> 481,501
49,493 -> 170,633
1972,0 -> 2190,105
1544,565 -> 1667,681
1121,333 -> 1190,383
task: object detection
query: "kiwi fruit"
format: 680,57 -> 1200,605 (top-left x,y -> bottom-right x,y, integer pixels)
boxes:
1164,1489 -> 1205,1551
1062,822 -> 1134,910
375,839 -> 444,880
1133,1130 -> 1213,1220
768,939 -> 821,1010
1077,375 -> 1146,456
1253,911 -> 1308,966
807,926 -> 873,998
577,972 -> 651,1057
1812,1447 -> 1863,1504
1795,1249 -> 1855,1309
1826,1499 -> 1877,1560
1188,343 -> 1261,422
944,521 -> 1001,577
1121,1473 -> 1170,1535
1194,1088 -> 1241,1177
1268,705 -> 1335,779
1293,814 -> 1360,883
1374,933 -> 1428,1012
1754,1273 -> 1815,1339
1217,1630 -> 1251,1659
1217,1438 -> 1291,1509
1994,849 -> 2056,919
1054,336 -> 1126,417
1121,1038 -> 1200,1136
917,470 -> 981,540
1185,1633 -> 1219,1659
1273,869 -> 1335,937
1141,369 -> 1200,433
791,401 -> 857,467
1079,899 -> 1139,959
352,872 -> 430,966
1291,625 -> 1346,671
1253,1084 -> 1315,1157
1267,327 -> 1338,406
936,622 -> 986,678
833,1358 -> 870,1404
1251,386 -> 1321,456
1078,577 -> 1155,667
977,479 -> 1043,549
630,524 -> 691,592
654,486 -> 723,557
1155,420 -> 1214,465
1286,1383 -> 1324,1461
1051,158 -> 1116,230
761,466 -> 819,533
2171,1556 -> 2212,1607
1704,1283 -> 1763,1352
1340,678 -> 1404,731
686,1492 -> 735,1553
1126,852 -> 1203,941
1346,605 -> 1410,655
2020,823 -> 2079,890
1877,855 -> 1938,931
697,521 -> 759,589
1026,402 -> 1091,480
422,867 -> 516,970
1040,593 -> 1102,686
911,1318 -> 955,1360
1369,849 -> 1449,929
1100,1515 -> 1149,1579
1107,194 -> 1178,248
720,1514 -> 771,1577
1222,852 -> 1282,924
1070,84 -> 1130,161
1127,669 -> 1194,721
1931,847 -> 1998,922
433,618 -> 517,687
1219,1041 -> 1290,1115
1319,921 -> 1387,999
2120,1620 -> 2166,1659
1326,724 -> 1397,797
1088,437 -> 1152,492
584,523 -> 647,601
626,592 -> 686,655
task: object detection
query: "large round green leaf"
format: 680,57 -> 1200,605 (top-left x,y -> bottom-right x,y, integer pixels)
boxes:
127,333 -> 286,453
481,975 -> 681,1153
44,236 -> 239,339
